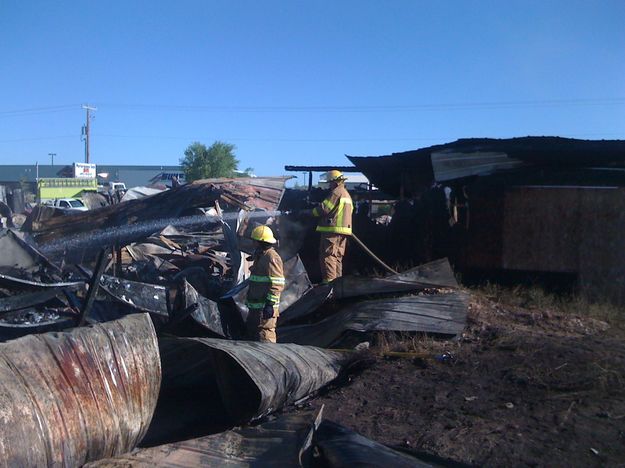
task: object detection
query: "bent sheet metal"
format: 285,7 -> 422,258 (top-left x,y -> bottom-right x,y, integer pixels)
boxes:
278,290 -> 469,347
155,337 -> 346,425
0,313 -> 161,467
87,410 -> 322,468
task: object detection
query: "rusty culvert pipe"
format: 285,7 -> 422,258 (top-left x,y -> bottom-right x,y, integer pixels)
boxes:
0,313 -> 161,467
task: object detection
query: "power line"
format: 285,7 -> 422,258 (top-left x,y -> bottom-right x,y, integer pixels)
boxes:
0,135 -> 77,143
97,98 -> 625,113
2,98 -> 624,118
3,132 -> 623,144
0,105 -> 80,117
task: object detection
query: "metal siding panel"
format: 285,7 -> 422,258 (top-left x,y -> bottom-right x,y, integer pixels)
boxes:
431,150 -> 525,181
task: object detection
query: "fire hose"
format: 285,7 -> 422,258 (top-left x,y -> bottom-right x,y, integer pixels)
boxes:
280,209 -> 399,276
350,233 -> 399,276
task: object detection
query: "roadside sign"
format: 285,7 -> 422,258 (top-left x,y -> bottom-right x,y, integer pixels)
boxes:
74,162 -> 97,179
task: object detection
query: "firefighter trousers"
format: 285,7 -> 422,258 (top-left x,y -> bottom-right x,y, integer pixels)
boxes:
245,308 -> 279,343
319,233 -> 348,283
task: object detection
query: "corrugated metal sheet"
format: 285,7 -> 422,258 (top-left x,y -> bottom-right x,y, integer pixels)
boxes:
87,410 -> 322,468
157,337 -> 346,424
0,313 -> 161,467
29,178 -> 289,262
430,150 -> 524,182
278,259 -> 459,327
314,420 -> 436,467
332,258 -> 459,299
194,176 -> 291,211
278,290 -> 470,347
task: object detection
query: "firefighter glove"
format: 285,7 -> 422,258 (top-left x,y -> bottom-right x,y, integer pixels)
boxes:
262,303 -> 275,320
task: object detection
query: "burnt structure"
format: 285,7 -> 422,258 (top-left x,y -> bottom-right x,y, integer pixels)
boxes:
347,137 -> 625,304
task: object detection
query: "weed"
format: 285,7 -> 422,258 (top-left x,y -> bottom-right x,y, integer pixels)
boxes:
472,282 -> 624,327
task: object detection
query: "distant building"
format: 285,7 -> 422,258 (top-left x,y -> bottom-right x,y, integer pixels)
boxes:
0,164 -> 185,189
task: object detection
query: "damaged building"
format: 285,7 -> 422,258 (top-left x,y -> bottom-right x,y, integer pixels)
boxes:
0,172 -> 467,466
344,136 -> 625,305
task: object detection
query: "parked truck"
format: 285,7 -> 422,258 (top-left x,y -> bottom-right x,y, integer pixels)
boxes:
47,198 -> 89,212
37,178 -> 97,205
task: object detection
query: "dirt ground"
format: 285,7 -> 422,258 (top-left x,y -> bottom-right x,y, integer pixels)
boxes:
294,292 -> 625,467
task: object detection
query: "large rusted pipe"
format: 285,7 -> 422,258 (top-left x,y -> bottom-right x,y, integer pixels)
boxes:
0,313 -> 161,467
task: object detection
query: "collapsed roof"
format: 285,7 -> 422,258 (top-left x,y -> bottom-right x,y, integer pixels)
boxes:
347,136 -> 625,196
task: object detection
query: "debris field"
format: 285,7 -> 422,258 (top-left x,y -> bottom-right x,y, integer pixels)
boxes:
0,177 -> 469,467
0,170 -> 623,467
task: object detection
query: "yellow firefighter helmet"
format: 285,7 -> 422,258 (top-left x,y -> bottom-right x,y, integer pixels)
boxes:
251,225 -> 277,244
326,169 -> 347,183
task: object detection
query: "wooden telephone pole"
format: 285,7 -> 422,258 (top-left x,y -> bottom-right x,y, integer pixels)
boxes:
81,104 -> 97,163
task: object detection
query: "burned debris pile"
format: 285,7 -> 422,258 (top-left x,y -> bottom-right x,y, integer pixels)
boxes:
0,177 -> 468,466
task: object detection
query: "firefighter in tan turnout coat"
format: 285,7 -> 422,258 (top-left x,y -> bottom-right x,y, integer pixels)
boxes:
245,225 -> 285,343
313,170 -> 353,283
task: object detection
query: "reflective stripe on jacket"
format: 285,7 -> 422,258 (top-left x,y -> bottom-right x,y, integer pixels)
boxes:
246,247 -> 285,309
313,183 -> 353,235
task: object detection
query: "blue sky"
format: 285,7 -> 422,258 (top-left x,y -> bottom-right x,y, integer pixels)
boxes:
1,1 -> 624,184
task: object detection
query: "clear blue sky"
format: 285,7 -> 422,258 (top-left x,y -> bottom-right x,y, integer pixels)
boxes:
1,0 -> 624,184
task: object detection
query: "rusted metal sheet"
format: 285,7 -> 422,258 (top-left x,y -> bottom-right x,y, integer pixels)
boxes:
87,410 -> 322,468
0,313 -> 161,467
30,178 -> 288,263
278,290 -> 469,347
194,176 -> 290,211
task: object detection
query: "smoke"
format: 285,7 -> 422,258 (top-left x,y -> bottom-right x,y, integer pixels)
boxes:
276,215 -> 315,261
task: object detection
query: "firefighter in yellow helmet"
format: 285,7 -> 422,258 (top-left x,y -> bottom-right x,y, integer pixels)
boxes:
313,170 -> 353,283
245,225 -> 285,343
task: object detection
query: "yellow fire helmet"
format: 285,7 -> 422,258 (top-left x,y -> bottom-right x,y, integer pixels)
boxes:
251,225 -> 277,244
326,169 -> 347,182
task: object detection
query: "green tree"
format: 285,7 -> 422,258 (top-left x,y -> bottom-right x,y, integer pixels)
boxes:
180,141 -> 240,182
236,167 -> 255,178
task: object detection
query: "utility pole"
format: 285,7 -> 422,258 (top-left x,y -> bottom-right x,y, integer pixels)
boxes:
48,152 -> 56,165
81,104 -> 97,163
